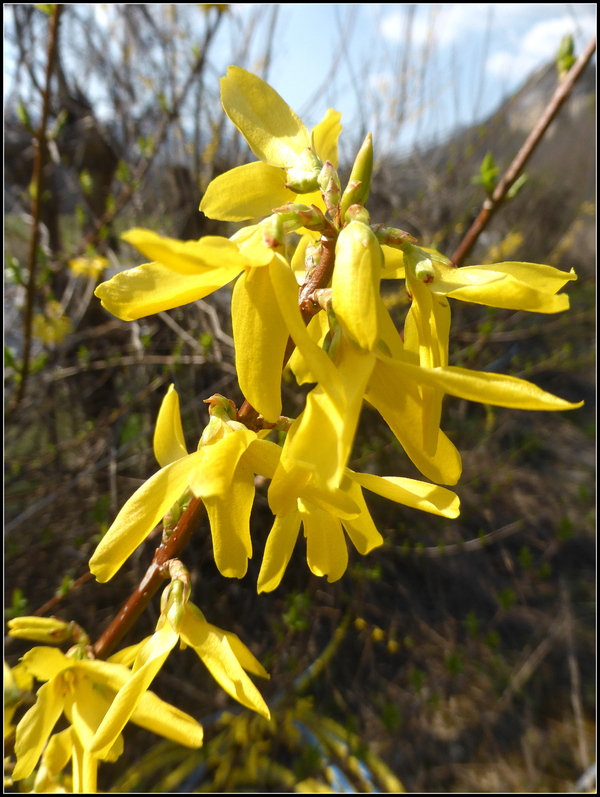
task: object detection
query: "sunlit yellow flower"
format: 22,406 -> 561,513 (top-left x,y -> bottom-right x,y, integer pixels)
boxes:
32,301 -> 73,345
91,599 -> 270,759
95,222 -> 342,422
387,242 -> 581,455
10,645 -> 202,792
90,388 -> 257,581
68,256 -> 109,279
95,229 -> 249,321
241,435 -> 459,592
201,66 -> 342,221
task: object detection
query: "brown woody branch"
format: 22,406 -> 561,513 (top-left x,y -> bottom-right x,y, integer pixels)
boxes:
93,497 -> 206,659
451,34 -> 596,267
14,4 -> 63,408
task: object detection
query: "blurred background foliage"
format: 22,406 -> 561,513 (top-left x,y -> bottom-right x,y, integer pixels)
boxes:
4,4 -> 595,793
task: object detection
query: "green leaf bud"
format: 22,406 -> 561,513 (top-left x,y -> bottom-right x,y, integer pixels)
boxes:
285,147 -> 322,193
344,204 -> 370,224
340,133 -> 373,220
318,161 -> 341,215
374,226 -> 417,246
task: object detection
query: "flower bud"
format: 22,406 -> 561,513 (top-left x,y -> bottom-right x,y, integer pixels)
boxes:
332,220 -> 383,350
318,161 -> 341,215
8,616 -> 74,644
374,226 -> 417,246
345,204 -> 370,224
272,202 -> 328,233
285,147 -> 322,193
340,133 -> 373,221
204,394 -> 237,420
261,213 -> 285,250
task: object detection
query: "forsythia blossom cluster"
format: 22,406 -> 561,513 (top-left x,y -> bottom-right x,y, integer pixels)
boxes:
8,66 -> 582,791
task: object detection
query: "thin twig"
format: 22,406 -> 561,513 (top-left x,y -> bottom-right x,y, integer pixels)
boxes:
451,35 -> 596,267
33,572 -> 94,617
561,577 -> 589,770
393,520 -> 523,557
14,4 -> 63,408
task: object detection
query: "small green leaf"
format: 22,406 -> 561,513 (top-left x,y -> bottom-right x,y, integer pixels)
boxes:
506,173 -> 528,200
16,100 -> 32,131
472,151 -> 499,195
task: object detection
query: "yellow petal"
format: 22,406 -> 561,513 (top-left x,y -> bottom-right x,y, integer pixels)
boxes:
392,360 -> 584,411
232,263 -> 289,422
180,606 -> 270,718
454,261 -> 577,292
122,228 -> 245,276
221,630 -> 270,679
91,623 -> 179,758
257,510 -> 302,593
339,478 -> 384,555
95,260 -> 242,321
64,669 -> 115,754
89,451 -> 205,582
221,66 -> 310,168
269,254 -> 344,407
272,390 -> 344,499
20,646 -> 70,681
287,313 -> 328,385
301,502 -> 348,583
201,162 -> 294,222
365,359 -> 462,486
381,244 -> 405,277
350,471 -> 460,518
71,735 -> 98,795
432,261 -> 574,313
131,688 -> 204,748
189,429 -> 256,499
332,221 -> 383,351
13,681 -> 64,780
202,457 -> 255,578
154,385 -> 188,467
300,479 -> 360,519
404,274 -> 450,454
41,728 -> 73,777
311,108 -> 342,167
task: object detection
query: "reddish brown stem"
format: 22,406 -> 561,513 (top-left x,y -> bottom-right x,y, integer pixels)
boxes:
451,35 -> 596,267
93,497 -> 206,659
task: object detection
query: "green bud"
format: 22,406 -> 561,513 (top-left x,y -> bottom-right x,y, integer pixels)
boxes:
318,161 -> 341,215
340,133 -> 373,220
261,213 -> 285,250
204,393 -> 237,420
273,202 -> 328,233
414,258 -> 435,282
16,101 -> 32,132
374,226 -> 417,246
285,147 -> 322,193
345,204 -> 370,224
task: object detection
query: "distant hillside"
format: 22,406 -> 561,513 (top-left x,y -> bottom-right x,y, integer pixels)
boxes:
371,59 -> 595,271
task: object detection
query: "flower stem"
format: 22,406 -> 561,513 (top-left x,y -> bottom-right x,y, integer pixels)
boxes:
93,496 -> 206,659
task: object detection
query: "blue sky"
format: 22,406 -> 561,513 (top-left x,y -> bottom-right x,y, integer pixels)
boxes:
5,3 -> 595,158
222,3 -> 596,155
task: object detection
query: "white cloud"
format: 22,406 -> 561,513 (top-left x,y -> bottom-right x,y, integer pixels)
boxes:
486,11 -> 597,79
